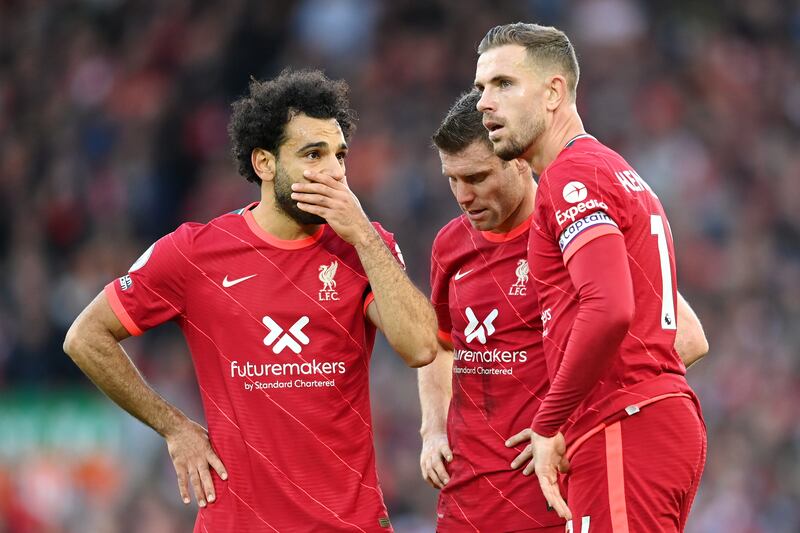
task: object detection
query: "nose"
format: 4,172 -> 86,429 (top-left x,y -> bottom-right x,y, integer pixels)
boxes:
323,154 -> 345,181
453,181 -> 475,206
476,89 -> 494,113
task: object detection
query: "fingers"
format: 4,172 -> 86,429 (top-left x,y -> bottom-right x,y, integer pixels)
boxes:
420,444 -> 453,489
207,451 -> 229,481
295,202 -> 326,217
505,428 -> 532,448
175,465 -> 191,505
431,453 -> 451,487
291,192 -> 333,208
189,468 -> 207,507
291,181 -> 341,197
201,462 -> 221,504
522,457 -> 536,476
510,443 -> 533,470
169,433 -> 228,508
302,170 -> 345,187
423,461 -> 445,489
536,468 -> 572,520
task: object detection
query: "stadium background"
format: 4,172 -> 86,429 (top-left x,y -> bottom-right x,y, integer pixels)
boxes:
1,0 -> 798,531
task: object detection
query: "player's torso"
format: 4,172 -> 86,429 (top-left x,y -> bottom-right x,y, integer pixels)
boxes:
185,222 -> 374,404
183,215 -> 390,532
434,218 -> 562,531
530,139 -> 688,439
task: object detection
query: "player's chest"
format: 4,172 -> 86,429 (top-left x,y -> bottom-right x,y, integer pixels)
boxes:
187,247 -> 369,326
446,247 -> 540,337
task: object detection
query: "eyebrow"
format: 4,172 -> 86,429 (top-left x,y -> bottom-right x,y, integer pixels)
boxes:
445,169 -> 490,180
295,141 -> 348,154
484,74 -> 510,86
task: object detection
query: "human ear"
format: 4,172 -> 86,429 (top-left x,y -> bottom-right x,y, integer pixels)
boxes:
251,148 -> 276,182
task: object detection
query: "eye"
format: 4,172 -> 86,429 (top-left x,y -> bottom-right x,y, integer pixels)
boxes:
336,152 -> 347,161
499,79 -> 512,89
306,151 -> 320,160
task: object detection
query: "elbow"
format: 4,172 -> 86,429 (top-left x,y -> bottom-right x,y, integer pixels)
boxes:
605,300 -> 634,344
406,344 -> 437,368
604,286 -> 635,335
689,335 -> 710,364
404,333 -> 438,368
63,319 -> 81,360
63,316 -> 90,364
695,336 -> 710,360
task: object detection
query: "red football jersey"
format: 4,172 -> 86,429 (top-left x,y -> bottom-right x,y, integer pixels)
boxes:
529,135 -> 696,444
105,203 -> 402,532
430,215 -> 564,531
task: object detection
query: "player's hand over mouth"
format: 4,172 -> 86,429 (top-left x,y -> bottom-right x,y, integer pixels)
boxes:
165,418 -> 228,508
420,432 -> 453,489
292,170 -> 373,245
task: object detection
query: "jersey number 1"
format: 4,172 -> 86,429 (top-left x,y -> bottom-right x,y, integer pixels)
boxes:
651,214 -> 677,330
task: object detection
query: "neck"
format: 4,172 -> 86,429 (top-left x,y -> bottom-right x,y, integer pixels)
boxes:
251,188 -> 321,240
526,104 -> 585,175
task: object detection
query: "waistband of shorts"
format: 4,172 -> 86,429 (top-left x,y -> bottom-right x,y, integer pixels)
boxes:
564,392 -> 693,462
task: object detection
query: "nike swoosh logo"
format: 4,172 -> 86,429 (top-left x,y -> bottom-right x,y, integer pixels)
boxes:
454,269 -> 474,281
222,274 -> 257,288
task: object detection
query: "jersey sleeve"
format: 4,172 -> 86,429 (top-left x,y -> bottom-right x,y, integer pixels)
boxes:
538,158 -> 627,264
429,235 -> 453,345
104,224 -> 195,336
362,222 -> 405,314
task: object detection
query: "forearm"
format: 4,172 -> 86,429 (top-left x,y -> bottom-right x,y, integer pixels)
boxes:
64,305 -> 187,437
533,235 -> 634,436
418,346 -> 453,436
355,227 -> 438,367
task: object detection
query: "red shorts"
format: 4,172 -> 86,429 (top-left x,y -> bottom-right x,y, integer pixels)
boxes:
564,396 -> 706,533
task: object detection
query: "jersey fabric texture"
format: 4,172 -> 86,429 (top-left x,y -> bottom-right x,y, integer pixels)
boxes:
564,396 -> 706,533
528,135 -> 701,444
430,214 -> 564,531
105,203 -> 401,532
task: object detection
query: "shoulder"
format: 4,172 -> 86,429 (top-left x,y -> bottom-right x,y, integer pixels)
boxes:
176,207 -> 252,245
546,140 -> 627,185
431,216 -> 476,273
433,215 -> 471,249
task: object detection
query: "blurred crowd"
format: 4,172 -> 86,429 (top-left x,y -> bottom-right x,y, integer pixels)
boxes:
1,0 -> 799,531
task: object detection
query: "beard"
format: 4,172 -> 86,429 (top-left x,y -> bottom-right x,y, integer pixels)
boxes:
494,116 -> 545,161
272,163 -> 327,225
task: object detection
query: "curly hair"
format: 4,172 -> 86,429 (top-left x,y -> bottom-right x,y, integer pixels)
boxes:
228,68 -> 357,184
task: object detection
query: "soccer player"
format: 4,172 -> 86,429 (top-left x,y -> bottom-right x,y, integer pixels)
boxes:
474,22 -> 708,531
63,69 -> 438,532
419,90 -> 709,532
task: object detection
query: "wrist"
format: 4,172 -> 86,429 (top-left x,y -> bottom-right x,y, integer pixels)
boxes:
157,407 -> 190,438
351,221 -> 377,249
420,424 -> 446,439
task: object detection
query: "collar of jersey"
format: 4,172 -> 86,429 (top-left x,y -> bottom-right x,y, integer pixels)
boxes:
242,202 -> 325,250
564,132 -> 595,149
480,213 -> 533,243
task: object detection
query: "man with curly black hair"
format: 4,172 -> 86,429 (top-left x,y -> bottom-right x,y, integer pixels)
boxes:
64,68 -> 438,532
